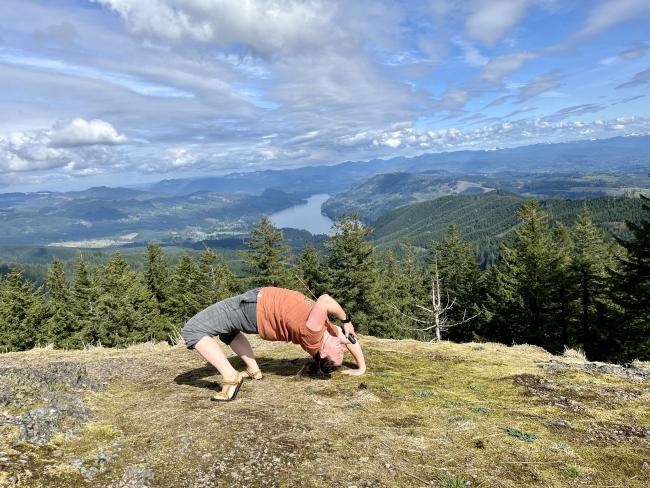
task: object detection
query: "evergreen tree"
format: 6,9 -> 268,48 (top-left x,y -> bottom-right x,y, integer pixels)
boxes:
570,208 -> 612,357
295,245 -> 327,298
95,253 -> 165,346
611,194 -> 650,361
552,223 -> 577,349
0,271 -> 46,351
144,243 -> 171,310
70,257 -> 99,347
167,253 -> 204,326
44,259 -> 80,348
374,247 -> 428,340
427,225 -> 482,342
197,247 -> 241,308
487,201 -> 559,347
241,217 -> 294,288
326,214 -> 379,334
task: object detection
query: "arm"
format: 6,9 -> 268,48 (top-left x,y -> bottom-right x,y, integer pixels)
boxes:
338,326 -> 366,376
306,294 -> 346,331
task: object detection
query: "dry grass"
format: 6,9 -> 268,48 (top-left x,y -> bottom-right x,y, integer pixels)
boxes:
1,337 -> 649,487
563,346 -> 587,362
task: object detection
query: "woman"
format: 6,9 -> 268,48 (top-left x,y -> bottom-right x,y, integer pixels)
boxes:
181,287 -> 366,402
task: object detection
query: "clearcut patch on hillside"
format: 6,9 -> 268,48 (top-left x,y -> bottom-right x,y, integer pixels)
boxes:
1,337 -> 648,487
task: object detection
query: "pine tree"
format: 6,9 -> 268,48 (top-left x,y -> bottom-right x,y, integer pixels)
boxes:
167,253 -> 204,326
611,194 -> 650,361
95,253 -> 165,347
295,245 -> 327,298
552,223 -> 577,349
44,259 -> 80,348
144,243 -> 171,310
70,257 -> 99,347
197,247 -> 241,308
241,217 -> 294,288
326,214 -> 379,334
486,201 -> 559,347
570,208 -> 612,358
374,247 -> 427,340
0,271 -> 46,351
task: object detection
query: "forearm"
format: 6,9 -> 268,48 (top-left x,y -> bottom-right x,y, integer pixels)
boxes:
345,336 -> 366,372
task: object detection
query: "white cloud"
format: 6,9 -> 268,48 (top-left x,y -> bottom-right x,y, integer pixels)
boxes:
359,116 -> 650,152
465,0 -> 530,47
620,42 -> 649,60
0,118 -> 127,174
50,118 -> 127,147
434,89 -> 471,113
576,0 -> 650,39
517,70 -> 561,102
452,37 -> 488,67
94,0 -> 346,58
616,67 -> 650,89
168,147 -> 198,168
480,52 -> 537,85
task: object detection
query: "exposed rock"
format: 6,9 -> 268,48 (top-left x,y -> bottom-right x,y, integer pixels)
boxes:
0,362 -> 103,446
110,466 -> 154,488
537,359 -> 650,382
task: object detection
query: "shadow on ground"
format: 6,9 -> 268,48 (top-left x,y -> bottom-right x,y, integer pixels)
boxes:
173,356 -> 344,390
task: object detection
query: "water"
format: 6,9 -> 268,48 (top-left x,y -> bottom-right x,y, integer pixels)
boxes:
269,194 -> 333,235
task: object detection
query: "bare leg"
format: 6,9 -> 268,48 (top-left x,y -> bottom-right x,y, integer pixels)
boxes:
194,336 -> 238,381
228,333 -> 260,374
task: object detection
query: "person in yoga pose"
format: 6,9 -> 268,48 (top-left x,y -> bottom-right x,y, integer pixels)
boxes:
181,287 -> 366,401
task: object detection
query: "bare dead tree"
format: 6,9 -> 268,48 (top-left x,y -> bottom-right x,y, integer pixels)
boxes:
392,257 -> 478,342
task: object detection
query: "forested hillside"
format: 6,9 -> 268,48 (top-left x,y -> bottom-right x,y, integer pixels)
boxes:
323,171 -> 650,222
371,191 -> 645,264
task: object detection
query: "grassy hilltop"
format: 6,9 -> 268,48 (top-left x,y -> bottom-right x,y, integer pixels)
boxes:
1,337 -> 648,487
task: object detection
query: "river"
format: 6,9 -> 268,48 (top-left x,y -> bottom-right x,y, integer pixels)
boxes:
269,193 -> 333,235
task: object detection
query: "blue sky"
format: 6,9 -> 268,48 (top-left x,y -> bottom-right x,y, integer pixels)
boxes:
1,0 -> 649,191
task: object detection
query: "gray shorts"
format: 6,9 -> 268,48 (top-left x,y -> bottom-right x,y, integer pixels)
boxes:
181,288 -> 260,349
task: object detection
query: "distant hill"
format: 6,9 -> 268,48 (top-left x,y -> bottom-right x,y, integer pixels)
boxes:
371,191 -> 645,263
145,135 -> 650,196
322,172 -> 492,222
324,171 -> 650,222
0,187 -> 303,246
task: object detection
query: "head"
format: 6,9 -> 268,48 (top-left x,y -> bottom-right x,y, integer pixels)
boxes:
312,330 -> 344,374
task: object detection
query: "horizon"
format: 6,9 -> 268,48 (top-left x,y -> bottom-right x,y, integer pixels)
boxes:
1,132 -> 648,195
1,0 -> 650,193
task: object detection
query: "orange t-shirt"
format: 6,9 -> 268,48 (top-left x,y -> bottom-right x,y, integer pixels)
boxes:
256,287 -> 338,356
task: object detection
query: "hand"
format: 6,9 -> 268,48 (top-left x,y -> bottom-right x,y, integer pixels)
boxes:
342,321 -> 356,339
341,368 -> 365,376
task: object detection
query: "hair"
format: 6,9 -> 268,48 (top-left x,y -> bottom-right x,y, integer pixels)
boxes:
309,352 -> 340,375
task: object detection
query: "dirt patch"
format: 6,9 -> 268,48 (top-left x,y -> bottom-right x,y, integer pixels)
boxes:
574,362 -> 650,382
382,414 -> 425,428
511,374 -> 587,412
537,359 -> 650,382
427,353 -> 467,363
586,421 -> 650,444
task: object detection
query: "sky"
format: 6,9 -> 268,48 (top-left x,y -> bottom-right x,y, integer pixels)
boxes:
1,0 -> 649,192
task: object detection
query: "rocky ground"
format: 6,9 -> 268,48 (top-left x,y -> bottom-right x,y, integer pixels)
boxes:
0,337 -> 648,487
